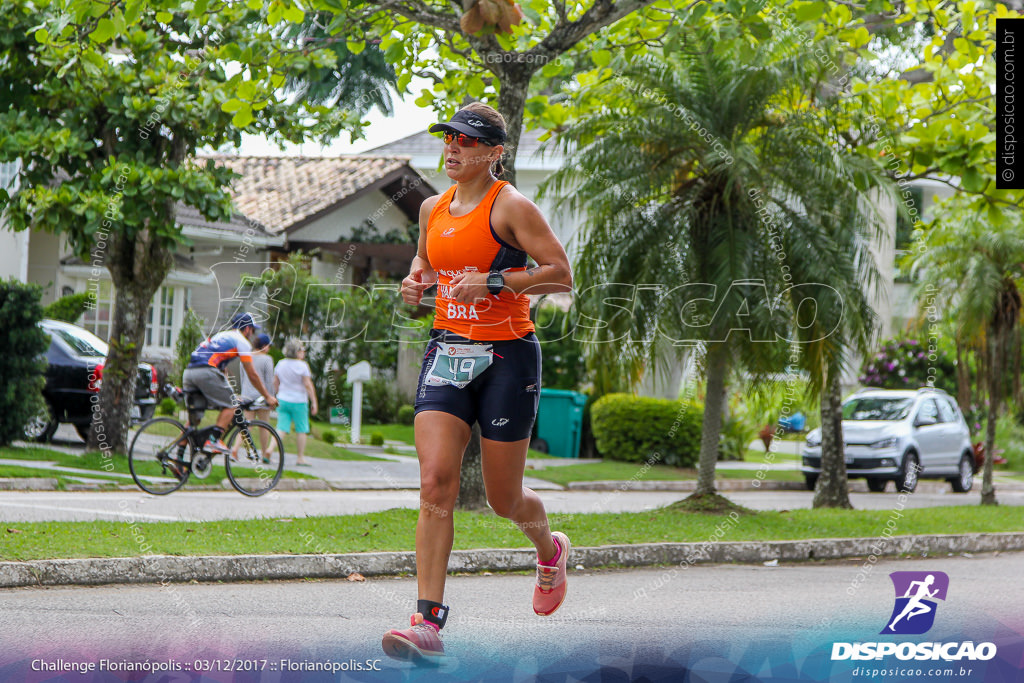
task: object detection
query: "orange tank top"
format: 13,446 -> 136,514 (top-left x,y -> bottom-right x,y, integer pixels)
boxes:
426,180 -> 534,341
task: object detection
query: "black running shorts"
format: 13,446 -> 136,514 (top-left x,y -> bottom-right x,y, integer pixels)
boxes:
414,329 -> 541,442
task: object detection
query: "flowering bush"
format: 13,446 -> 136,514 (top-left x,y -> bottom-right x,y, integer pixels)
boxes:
860,337 -> 957,395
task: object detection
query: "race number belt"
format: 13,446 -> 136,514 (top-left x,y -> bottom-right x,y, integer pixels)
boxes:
424,342 -> 494,388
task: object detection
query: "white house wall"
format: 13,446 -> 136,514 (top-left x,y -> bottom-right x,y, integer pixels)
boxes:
0,221 -> 29,282
288,192 -> 414,243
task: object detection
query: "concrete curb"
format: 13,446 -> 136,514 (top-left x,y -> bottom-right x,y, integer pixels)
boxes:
2,532 -> 1022,589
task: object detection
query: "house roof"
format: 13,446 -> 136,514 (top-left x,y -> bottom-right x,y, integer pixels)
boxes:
366,127 -> 557,163
175,203 -> 265,234
200,155 -> 435,235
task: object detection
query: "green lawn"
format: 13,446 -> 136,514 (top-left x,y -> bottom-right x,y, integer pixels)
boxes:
357,422 -> 415,445
0,446 -> 315,480
743,448 -> 800,463
144,417 -> 382,462
525,459 -> 802,486
2,505 -> 1021,561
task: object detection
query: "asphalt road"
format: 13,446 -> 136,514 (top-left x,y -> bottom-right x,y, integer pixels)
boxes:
1,553 -> 1021,681
0,487 -> 1022,523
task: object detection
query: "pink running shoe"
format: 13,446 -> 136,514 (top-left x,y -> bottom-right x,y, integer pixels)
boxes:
533,531 -> 570,616
381,613 -> 445,662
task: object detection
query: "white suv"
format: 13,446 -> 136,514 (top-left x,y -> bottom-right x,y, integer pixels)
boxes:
801,388 -> 974,494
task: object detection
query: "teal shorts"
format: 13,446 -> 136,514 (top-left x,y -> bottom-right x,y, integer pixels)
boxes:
276,400 -> 310,434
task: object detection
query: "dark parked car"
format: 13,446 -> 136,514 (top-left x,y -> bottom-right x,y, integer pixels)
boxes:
24,319 -> 158,442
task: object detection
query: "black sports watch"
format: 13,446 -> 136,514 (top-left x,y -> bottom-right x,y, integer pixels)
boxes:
486,271 -> 505,295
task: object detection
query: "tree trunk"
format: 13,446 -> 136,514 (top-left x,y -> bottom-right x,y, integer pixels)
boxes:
456,422 -> 488,510
955,339 -> 971,417
981,332 -> 999,506
813,363 -> 852,509
86,227 -> 174,454
494,64 -> 532,187
693,342 -> 729,496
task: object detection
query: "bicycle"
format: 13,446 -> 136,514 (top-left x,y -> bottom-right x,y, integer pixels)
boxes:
128,385 -> 285,497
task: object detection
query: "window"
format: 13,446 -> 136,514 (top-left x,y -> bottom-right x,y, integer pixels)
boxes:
43,322 -> 108,357
842,397 -> 914,421
0,161 -> 19,192
938,398 -> 960,424
81,280 -> 114,341
916,399 -> 939,425
146,286 -> 176,348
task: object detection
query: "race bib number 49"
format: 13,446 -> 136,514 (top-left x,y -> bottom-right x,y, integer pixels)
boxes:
424,342 -> 494,388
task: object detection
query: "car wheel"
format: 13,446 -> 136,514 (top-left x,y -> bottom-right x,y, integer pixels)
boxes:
24,405 -> 58,443
895,452 -> 919,493
804,474 -> 818,491
950,453 -> 974,493
867,478 -> 888,493
529,438 -> 549,454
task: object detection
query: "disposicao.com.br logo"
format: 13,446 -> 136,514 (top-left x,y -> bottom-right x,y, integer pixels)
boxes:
831,571 -> 997,663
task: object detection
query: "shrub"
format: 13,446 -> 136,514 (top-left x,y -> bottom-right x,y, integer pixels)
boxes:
718,415 -> 755,461
363,379 -> 403,424
590,393 -> 702,467
321,428 -> 338,445
158,397 -> 177,416
860,336 -> 956,394
369,432 -> 385,446
534,304 -> 586,391
397,404 -> 415,425
42,291 -> 94,323
173,308 -> 206,384
0,279 -> 50,446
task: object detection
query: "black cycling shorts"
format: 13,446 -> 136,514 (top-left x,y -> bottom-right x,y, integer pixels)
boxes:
414,329 -> 541,442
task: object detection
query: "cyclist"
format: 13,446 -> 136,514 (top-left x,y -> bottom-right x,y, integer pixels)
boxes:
382,102 -> 574,662
182,312 -> 279,460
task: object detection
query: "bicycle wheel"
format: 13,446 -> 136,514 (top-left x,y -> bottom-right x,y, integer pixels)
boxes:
128,417 -> 192,495
224,420 -> 284,496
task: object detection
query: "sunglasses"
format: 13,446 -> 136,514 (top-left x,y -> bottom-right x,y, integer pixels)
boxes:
442,132 -> 496,147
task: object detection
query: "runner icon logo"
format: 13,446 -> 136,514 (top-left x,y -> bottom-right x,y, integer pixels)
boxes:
881,571 -> 949,635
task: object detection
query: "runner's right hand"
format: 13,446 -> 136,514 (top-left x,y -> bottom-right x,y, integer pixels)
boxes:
402,268 -> 435,305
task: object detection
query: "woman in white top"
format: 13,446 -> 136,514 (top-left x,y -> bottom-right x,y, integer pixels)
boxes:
274,338 -> 318,466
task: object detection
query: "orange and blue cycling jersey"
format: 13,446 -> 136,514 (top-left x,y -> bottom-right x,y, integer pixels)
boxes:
426,180 -> 534,341
187,330 -> 253,371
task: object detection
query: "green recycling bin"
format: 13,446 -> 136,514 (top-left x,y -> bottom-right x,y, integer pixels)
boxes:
535,388 -> 587,458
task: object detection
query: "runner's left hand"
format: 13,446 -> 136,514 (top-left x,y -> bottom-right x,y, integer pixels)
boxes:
448,272 -> 490,304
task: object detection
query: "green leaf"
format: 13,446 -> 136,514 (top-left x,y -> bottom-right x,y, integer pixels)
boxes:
346,40 -> 365,54
960,167 -> 984,193
268,2 -> 284,25
591,50 -> 611,67
794,1 -> 825,23
384,41 -> 404,63
232,107 -> 254,128
89,17 -> 116,43
33,28 -> 49,44
156,11 -> 173,22
283,4 -> 304,23
221,98 -> 244,113
466,75 -> 485,99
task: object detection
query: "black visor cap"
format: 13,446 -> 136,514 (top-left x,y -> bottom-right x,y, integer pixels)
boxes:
429,109 -> 506,144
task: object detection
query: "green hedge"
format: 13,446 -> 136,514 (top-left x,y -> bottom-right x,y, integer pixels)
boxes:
590,393 -> 702,467
0,280 -> 50,446
42,291 -> 94,323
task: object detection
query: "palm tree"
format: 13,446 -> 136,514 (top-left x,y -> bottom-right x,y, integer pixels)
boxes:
282,12 -> 396,117
911,197 -> 1024,505
541,26 -> 893,508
